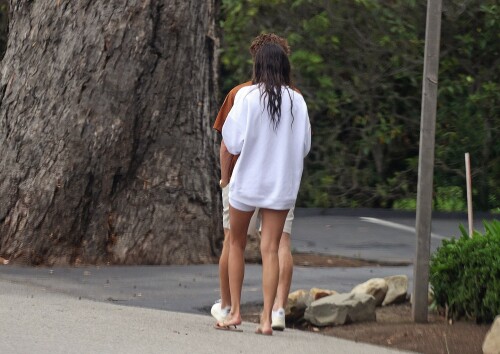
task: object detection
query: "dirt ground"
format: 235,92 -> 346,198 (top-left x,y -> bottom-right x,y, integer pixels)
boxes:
291,252 -> 411,267
240,253 -> 491,354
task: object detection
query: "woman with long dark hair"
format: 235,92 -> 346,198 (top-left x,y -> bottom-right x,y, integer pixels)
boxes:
219,43 -> 311,335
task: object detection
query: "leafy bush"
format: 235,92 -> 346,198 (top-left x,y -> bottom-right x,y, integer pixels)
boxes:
430,220 -> 500,323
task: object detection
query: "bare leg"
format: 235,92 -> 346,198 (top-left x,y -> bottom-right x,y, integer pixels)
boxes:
220,205 -> 253,327
259,209 -> 288,334
218,228 -> 231,308
273,232 -> 293,311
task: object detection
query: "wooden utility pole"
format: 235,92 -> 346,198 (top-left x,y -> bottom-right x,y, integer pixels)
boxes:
412,0 -> 443,323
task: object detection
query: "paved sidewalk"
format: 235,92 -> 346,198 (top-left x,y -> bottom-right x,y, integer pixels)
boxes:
1,281 -> 414,354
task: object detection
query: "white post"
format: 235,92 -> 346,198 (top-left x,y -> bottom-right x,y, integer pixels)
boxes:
465,153 -> 473,236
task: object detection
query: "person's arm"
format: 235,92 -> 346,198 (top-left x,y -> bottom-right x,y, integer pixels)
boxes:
215,92 -> 235,188
220,86 -> 249,187
219,140 -> 233,188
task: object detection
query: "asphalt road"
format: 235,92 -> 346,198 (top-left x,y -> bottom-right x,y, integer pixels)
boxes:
0,264 -> 413,314
292,208 -> 490,262
1,208 -> 491,315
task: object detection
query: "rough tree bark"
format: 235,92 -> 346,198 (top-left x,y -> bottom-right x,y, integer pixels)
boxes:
0,0 -> 222,265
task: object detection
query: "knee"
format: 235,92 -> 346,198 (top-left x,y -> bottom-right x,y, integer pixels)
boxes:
260,244 -> 278,256
261,238 -> 279,255
230,232 -> 247,250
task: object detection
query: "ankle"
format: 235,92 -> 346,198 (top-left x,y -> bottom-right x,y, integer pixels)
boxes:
260,312 -> 271,324
222,305 -> 231,315
272,305 -> 284,312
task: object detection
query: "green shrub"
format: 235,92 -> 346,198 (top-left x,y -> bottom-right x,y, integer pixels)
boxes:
429,220 -> 500,323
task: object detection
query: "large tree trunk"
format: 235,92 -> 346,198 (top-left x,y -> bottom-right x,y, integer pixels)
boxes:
0,0 -> 222,265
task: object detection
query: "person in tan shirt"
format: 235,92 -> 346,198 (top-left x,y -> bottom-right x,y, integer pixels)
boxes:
212,34 -> 298,332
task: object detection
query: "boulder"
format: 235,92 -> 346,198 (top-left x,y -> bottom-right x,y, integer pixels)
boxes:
286,288 -> 338,323
351,278 -> 388,306
428,287 -> 434,305
309,287 -> 337,302
409,287 -> 434,305
285,289 -> 309,322
483,316 -> 500,354
382,275 -> 408,306
304,292 -> 376,326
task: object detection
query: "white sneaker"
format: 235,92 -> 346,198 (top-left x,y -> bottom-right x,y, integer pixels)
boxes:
271,308 -> 286,331
211,300 -> 230,322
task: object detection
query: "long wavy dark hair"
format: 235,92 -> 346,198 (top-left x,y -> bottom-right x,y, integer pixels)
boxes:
252,43 -> 293,130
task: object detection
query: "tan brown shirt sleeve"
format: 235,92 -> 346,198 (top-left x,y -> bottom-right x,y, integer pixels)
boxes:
213,82 -> 253,179
213,81 -> 253,133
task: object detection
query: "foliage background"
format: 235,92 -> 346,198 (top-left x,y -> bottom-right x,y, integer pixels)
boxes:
0,0 -> 7,57
219,0 -> 500,211
0,1 -> 498,211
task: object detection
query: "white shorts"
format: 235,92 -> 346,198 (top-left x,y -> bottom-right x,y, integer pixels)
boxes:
222,185 -> 294,235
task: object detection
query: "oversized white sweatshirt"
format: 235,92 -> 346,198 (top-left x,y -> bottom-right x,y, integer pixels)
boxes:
222,84 -> 311,210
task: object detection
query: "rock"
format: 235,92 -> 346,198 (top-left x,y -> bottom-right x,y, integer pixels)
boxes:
351,278 -> 388,306
483,316 -> 500,354
304,292 -> 376,326
309,288 -> 337,302
409,287 -> 433,305
428,287 -> 434,305
285,289 -> 309,322
382,275 -> 408,306
286,288 -> 338,323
